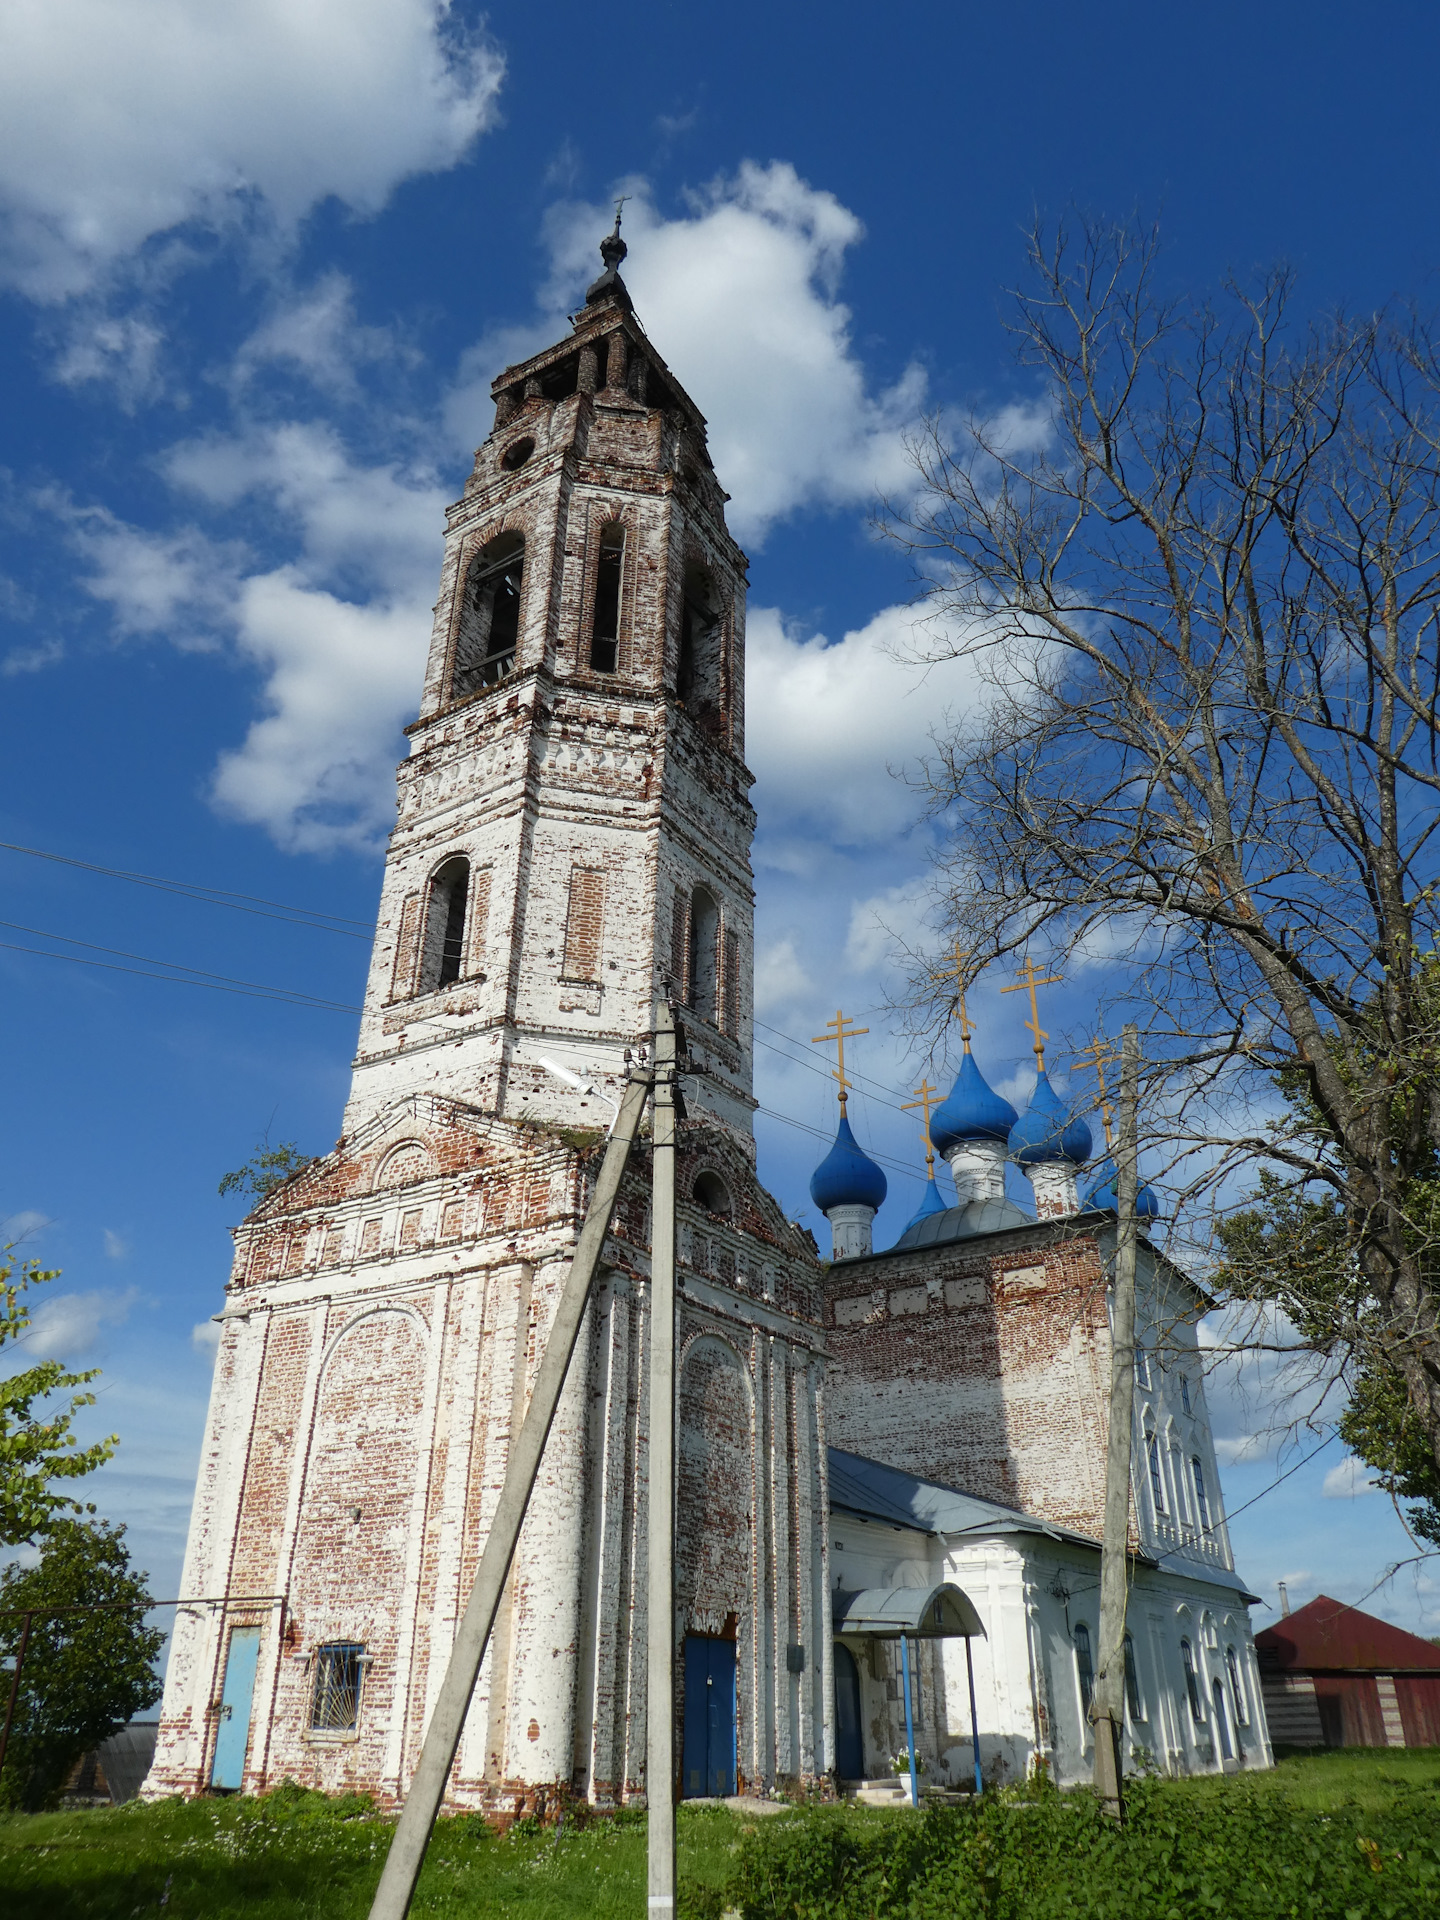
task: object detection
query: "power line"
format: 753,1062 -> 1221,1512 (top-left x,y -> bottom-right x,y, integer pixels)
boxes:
754,1103 -> 927,1182
0,838 -> 370,936
0,939 -> 362,1014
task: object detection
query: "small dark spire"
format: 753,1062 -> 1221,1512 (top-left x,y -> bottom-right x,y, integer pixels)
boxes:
585,197 -> 633,310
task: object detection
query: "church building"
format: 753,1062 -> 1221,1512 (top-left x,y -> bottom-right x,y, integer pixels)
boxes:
144,221 -> 1270,1814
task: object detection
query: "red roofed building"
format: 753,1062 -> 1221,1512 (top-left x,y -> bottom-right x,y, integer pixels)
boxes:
1256,1595 -> 1440,1748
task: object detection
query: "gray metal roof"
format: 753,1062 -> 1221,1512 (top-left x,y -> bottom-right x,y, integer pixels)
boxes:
829,1446 -> 1105,1552
890,1196 -> 1033,1250
833,1581 -> 985,1639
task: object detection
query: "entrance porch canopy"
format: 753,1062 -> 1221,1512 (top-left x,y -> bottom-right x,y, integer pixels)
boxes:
833,1582 -> 984,1640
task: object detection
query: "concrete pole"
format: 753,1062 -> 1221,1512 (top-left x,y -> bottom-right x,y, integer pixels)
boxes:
1093,1023 -> 1139,1820
366,1065 -> 654,1920
647,1001 -> 677,1918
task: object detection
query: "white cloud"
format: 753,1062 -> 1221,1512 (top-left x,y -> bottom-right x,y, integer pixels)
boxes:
450,164 -> 925,546
2,1209 -> 52,1243
754,937 -> 813,1017
845,885 -> 933,975
52,311 -> 166,403
1323,1456 -> 1380,1500
231,272 -> 407,398
15,1286 -> 137,1364
0,0 -> 504,298
65,425 -> 446,849
746,603 -> 985,846
192,1319 -> 222,1363
213,569 -> 431,851
1,638 -> 64,676
103,1230 -> 128,1260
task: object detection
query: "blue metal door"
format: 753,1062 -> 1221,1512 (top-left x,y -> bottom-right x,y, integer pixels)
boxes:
210,1626 -> 261,1790
834,1641 -> 864,1780
682,1635 -> 736,1797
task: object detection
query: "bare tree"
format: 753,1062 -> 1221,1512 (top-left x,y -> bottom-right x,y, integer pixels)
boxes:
883,215 -> 1440,1485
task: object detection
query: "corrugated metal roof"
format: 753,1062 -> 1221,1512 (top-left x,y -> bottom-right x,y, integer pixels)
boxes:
833,1582 -> 985,1638
1256,1594 -> 1440,1673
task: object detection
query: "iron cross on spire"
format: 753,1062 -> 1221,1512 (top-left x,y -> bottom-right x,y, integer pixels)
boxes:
901,1080 -> 941,1178
1002,955 -> 1062,1071
811,1008 -> 869,1114
1073,1035 -> 1120,1149
931,941 -> 975,1051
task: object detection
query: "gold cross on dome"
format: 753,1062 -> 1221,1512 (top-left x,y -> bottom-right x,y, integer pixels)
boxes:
931,941 -> 975,1051
811,1008 -> 869,1114
1001,955 -> 1062,1070
901,1079 -> 941,1177
1073,1035 -> 1119,1148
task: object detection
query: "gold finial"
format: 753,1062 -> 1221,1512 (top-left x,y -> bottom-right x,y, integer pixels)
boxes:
931,941 -> 975,1051
902,1079 -> 941,1178
1072,1035 -> 1119,1148
1001,955 -> 1062,1071
811,1008 -> 870,1114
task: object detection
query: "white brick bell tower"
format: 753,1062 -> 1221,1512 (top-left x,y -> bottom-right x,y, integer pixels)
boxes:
347,217 -> 757,1141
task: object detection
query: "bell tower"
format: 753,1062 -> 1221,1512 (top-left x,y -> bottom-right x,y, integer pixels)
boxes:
346,216 -> 756,1140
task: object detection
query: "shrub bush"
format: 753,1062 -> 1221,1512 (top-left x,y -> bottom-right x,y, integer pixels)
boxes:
718,1776 -> 1440,1920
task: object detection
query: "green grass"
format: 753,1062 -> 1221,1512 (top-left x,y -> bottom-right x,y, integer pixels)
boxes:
1,1754 -> 1437,1919
0,1789 -> 744,1920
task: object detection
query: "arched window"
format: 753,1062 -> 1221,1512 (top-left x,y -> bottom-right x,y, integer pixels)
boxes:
1191,1457 -> 1211,1532
590,524 -> 624,672
1225,1646 -> 1249,1727
1171,1442 -> 1187,1523
419,857 -> 469,991
688,886 -> 719,1023
1146,1429 -> 1164,1514
693,1169 -> 731,1216
1211,1677 -> 1233,1758
1073,1622 -> 1094,1719
1135,1341 -> 1151,1390
1179,1372 -> 1192,1415
452,534 -> 524,698
1123,1632 -> 1143,1721
677,562 -> 722,717
1180,1638 -> 1203,1721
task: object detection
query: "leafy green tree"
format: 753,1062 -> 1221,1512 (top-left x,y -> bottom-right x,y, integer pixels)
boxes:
0,1520 -> 164,1810
218,1138 -> 314,1205
1,1252 -> 117,1547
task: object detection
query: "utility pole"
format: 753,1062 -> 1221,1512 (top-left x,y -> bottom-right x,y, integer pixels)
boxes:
1092,1023 -> 1139,1820
367,1063 -> 654,1920
647,1001 -> 678,1918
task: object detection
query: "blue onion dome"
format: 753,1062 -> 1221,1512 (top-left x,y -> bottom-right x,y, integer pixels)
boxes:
1084,1157 -> 1161,1219
810,1113 -> 888,1213
1007,1070 -> 1093,1165
929,1053 -> 1019,1154
901,1173 -> 948,1237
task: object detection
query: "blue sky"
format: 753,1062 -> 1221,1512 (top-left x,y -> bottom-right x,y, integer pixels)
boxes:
3,0 -> 1438,1642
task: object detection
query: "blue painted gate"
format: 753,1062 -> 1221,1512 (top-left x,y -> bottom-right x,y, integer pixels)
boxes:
682,1634 -> 737,1798
210,1625 -> 262,1791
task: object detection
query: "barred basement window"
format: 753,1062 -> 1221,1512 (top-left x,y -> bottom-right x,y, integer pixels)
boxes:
1073,1621 -> 1094,1718
311,1642 -> 365,1731
590,525 -> 623,672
